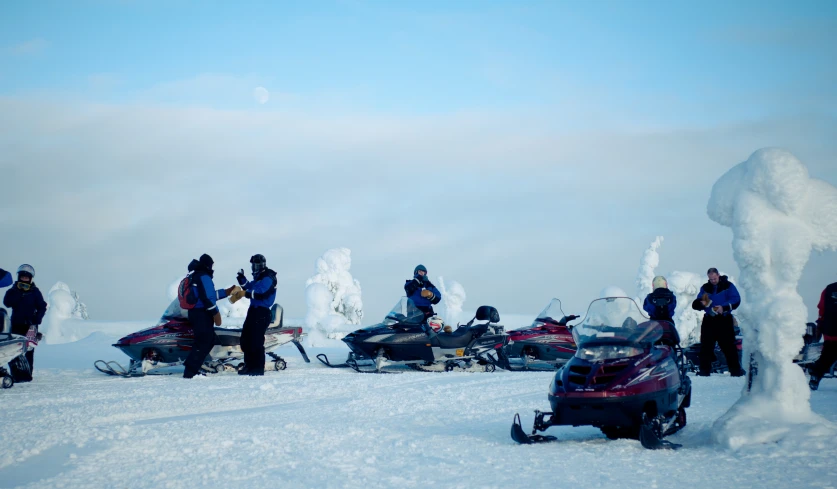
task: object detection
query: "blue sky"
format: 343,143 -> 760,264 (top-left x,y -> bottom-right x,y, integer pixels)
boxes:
1,1 -> 836,321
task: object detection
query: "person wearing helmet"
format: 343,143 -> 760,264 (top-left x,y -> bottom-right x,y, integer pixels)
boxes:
182,254 -> 234,379
0,268 -> 12,289
643,276 -> 677,323
809,281 -> 837,391
3,264 -> 48,382
404,264 -> 442,319
232,254 -> 278,376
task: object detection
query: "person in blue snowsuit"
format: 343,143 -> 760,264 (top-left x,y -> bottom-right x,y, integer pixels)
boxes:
0,268 -> 12,289
644,275 -> 677,322
404,264 -> 442,319
691,268 -> 743,377
233,254 -> 278,376
643,275 -> 679,346
183,254 -> 234,379
3,264 -> 47,382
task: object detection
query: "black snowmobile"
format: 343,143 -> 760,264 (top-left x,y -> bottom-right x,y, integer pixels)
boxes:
317,297 -> 507,373
510,297 -> 691,450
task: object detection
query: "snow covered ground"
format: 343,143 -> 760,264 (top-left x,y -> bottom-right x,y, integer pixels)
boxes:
1,332 -> 836,489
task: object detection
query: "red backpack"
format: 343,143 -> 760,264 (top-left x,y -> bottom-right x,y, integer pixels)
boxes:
177,274 -> 200,309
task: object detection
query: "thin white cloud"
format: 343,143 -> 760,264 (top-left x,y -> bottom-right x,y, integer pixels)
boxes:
5,38 -> 49,55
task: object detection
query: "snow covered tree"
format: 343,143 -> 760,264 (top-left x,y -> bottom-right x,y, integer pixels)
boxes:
304,248 -> 363,343
707,148 -> 837,448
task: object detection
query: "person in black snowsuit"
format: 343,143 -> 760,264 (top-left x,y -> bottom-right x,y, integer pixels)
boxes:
691,268 -> 744,377
182,254 -> 233,379
404,264 -> 442,319
232,254 -> 278,376
3,264 -> 47,382
809,281 -> 837,390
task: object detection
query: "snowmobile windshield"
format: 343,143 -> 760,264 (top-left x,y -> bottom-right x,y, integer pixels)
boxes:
573,297 -> 660,347
383,297 -> 426,326
534,298 -> 567,325
160,299 -> 187,322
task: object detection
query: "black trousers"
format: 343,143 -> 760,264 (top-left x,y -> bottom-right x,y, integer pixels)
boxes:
811,339 -> 837,378
10,323 -> 34,382
240,306 -> 271,373
184,308 -> 217,378
699,314 -> 741,375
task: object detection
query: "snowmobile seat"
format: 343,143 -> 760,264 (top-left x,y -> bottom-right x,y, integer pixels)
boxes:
213,330 -> 241,347
435,327 -> 475,349
268,304 -> 283,328
657,320 -> 680,347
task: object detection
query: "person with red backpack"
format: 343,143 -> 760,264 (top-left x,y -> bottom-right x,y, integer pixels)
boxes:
810,281 -> 837,390
180,254 -> 236,379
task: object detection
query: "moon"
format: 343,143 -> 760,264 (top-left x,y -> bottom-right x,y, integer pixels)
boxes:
253,86 -> 269,105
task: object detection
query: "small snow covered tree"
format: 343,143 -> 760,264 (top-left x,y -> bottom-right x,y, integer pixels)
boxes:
437,277 -> 466,326
304,248 -> 363,342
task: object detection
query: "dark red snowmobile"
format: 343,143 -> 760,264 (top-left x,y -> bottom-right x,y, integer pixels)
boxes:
502,298 -> 579,371
511,297 -> 691,450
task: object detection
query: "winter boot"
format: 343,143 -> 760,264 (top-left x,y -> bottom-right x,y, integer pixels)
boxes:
809,375 -> 821,391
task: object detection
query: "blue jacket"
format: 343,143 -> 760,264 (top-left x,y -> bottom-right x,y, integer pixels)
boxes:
643,288 -> 676,322
0,269 -> 11,288
404,278 -> 442,312
3,282 -> 48,326
691,275 -> 740,316
192,273 -> 227,312
241,269 -> 277,309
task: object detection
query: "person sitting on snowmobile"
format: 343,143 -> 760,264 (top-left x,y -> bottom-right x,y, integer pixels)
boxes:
2,264 -> 47,382
643,276 -> 679,346
232,254 -> 278,377
404,265 -> 442,319
0,268 -> 12,289
691,268 -> 744,377
182,254 -> 235,379
809,281 -> 837,390
644,276 -> 677,323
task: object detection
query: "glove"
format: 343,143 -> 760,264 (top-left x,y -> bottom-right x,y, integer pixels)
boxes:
229,288 -> 246,304
443,325 -> 452,333
236,269 -> 247,286
421,289 -> 435,300
700,293 -> 712,308
213,312 -> 223,327
224,285 -> 237,296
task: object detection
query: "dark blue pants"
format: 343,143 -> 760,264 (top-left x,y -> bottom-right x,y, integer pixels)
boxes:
184,308 -> 216,378
811,340 -> 837,379
699,314 -> 741,375
240,306 -> 271,373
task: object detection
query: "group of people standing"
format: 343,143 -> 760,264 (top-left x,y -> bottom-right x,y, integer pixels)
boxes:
1,260 -> 835,390
641,267 -> 744,377
179,253 -> 278,379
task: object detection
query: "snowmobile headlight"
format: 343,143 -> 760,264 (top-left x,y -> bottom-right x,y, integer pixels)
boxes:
575,345 -> 643,361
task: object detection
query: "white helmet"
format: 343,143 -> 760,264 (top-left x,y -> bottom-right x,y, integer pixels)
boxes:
427,315 -> 444,332
17,264 -> 35,279
652,276 -> 668,290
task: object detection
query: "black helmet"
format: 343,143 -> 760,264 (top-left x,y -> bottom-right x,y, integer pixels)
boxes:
250,254 -> 267,274
198,254 -> 214,270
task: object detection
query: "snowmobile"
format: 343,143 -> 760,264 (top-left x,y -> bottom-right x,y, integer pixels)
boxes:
790,322 -> 835,378
682,336 -> 743,374
502,298 -> 579,371
316,297 -> 507,373
0,308 -> 28,389
95,299 -> 310,377
510,296 -> 691,450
